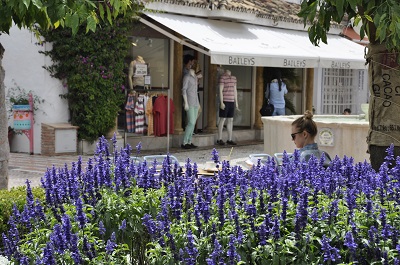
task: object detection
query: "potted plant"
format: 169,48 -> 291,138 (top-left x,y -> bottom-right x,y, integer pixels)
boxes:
6,79 -> 44,113
6,80 -> 44,129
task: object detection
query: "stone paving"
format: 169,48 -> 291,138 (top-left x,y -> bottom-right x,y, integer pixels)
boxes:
8,140 -> 265,189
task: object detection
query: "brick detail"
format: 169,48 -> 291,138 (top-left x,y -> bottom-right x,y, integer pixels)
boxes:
41,124 -> 56,156
41,123 -> 78,156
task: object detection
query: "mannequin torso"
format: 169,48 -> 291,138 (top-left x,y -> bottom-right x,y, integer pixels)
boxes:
129,56 -> 146,89
219,70 -> 237,103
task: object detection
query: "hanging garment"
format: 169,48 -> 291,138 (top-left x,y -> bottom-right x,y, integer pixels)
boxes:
134,94 -> 145,134
145,97 -> 154,136
153,95 -> 175,137
125,94 -> 136,133
143,94 -> 149,125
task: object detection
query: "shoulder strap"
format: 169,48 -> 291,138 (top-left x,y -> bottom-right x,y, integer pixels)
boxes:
265,83 -> 271,100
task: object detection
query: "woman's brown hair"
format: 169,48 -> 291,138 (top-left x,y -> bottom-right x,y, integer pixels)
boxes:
292,110 -> 317,137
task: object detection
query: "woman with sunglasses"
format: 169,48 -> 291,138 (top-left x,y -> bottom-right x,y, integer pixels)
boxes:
291,110 -> 331,165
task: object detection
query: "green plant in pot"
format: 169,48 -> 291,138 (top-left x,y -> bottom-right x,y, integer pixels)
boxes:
6,80 -> 45,136
5,80 -> 44,113
9,93 -> 29,106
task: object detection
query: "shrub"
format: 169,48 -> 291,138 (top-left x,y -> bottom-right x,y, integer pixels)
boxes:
0,186 -> 45,248
38,14 -> 136,142
1,136 -> 170,264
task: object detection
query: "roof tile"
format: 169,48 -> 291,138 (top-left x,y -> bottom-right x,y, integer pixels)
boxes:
146,0 -> 302,21
144,0 -> 343,28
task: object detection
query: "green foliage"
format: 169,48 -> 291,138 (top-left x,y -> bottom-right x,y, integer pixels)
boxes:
298,0 -> 400,53
39,15 -> 136,141
0,186 -> 45,248
95,186 -> 165,264
0,0 -> 131,34
15,199 -> 130,264
2,181 -> 164,264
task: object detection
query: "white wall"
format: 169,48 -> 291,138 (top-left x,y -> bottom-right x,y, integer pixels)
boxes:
1,26 -> 69,154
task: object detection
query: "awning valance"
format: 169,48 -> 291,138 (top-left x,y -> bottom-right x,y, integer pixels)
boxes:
141,13 -> 367,69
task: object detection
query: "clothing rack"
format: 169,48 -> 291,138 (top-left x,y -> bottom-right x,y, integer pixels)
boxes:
123,88 -> 172,153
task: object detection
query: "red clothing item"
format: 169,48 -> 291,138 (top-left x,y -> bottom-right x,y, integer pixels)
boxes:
153,96 -> 175,136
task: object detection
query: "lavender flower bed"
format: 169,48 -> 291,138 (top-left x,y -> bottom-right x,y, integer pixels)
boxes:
144,147 -> 400,264
2,136 -> 400,264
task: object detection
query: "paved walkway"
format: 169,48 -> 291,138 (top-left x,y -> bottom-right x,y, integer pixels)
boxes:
8,140 -> 265,189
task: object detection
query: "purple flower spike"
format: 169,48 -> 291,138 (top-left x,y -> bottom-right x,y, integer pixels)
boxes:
227,235 -> 240,264
106,232 -> 117,254
75,198 -> 87,229
211,148 -> 219,164
321,235 -> 341,262
119,219 -> 127,231
41,242 -> 56,265
184,230 -> 198,265
344,231 -> 357,254
136,142 -> 142,154
25,179 -> 34,210
99,221 -> 106,236
206,238 -> 223,265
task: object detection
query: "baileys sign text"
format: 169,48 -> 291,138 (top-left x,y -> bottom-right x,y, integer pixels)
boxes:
228,56 -> 308,67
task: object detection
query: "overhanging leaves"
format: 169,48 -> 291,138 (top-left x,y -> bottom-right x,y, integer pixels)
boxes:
298,0 -> 400,53
0,0 -> 131,35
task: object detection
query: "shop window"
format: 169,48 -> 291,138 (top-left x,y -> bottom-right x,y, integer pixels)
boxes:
321,69 -> 368,114
264,67 -> 304,115
118,37 -> 169,130
129,37 -> 170,89
217,65 -> 252,128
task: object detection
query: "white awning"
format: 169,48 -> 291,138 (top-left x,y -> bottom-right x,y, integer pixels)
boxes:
142,13 -> 367,69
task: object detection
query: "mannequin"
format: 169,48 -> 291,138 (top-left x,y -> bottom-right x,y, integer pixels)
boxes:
128,55 -> 146,90
182,54 -> 195,130
217,69 -> 239,145
181,69 -> 200,149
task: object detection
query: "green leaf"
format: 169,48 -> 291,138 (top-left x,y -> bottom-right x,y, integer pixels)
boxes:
65,13 -> 72,28
56,5 -> 66,20
389,20 -> 396,35
379,13 -> 387,25
273,254 -> 280,265
113,0 -> 121,16
354,15 -> 361,26
106,6 -> 112,25
366,0 -> 376,13
379,24 -> 387,42
365,14 -> 373,22
22,0 -> 31,9
336,0 -> 345,18
31,0 -> 42,8
70,13 -> 79,35
347,0 -> 358,10
86,13 -> 97,33
99,4 -> 104,21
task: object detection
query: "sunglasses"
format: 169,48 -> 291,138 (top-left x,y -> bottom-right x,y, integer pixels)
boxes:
291,131 -> 303,140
